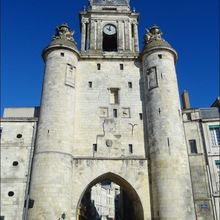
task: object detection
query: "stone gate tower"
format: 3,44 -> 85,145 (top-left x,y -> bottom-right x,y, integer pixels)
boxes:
27,0 -> 196,219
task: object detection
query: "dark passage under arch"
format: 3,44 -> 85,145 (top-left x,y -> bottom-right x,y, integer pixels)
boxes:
76,172 -> 144,220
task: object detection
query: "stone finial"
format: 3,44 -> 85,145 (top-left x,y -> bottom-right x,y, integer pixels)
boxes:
144,25 -> 163,44
52,23 -> 76,43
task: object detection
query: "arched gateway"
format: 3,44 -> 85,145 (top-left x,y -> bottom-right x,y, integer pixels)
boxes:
76,172 -> 144,220
71,160 -> 151,220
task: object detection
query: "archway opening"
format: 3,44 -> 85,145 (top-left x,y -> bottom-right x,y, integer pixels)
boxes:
76,173 -> 144,220
103,33 -> 118,52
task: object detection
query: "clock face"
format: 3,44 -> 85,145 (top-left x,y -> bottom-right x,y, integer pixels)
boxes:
103,24 -> 117,35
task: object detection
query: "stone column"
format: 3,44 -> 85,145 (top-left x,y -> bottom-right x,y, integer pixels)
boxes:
96,20 -> 102,50
86,22 -> 90,50
127,20 -> 132,51
118,20 -> 124,51
133,23 -> 139,52
81,21 -> 86,51
124,20 -> 129,51
90,20 -> 96,50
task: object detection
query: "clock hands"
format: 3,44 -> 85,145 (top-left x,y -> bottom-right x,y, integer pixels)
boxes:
104,24 -> 116,35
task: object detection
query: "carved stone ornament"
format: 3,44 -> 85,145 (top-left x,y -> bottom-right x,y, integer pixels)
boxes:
52,23 -> 76,43
144,25 -> 163,44
106,139 -> 113,147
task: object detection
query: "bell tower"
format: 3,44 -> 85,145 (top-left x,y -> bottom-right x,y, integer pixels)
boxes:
80,0 -> 139,56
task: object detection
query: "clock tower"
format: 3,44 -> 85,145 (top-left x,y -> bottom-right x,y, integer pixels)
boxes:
26,0 -> 196,219
80,0 -> 139,56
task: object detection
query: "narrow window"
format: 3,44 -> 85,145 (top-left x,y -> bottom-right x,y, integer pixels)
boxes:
93,144 -> 97,152
61,52 -> 65,57
88,81 -> 93,88
215,160 -> 220,181
0,127 -> 2,139
189,139 -> 198,154
12,161 -> 19,166
17,134 -> 22,139
8,191 -> 14,197
131,24 -> 135,38
113,109 -> 118,118
215,160 -> 220,169
0,216 -> 5,220
158,54 -> 162,59
139,113 -> 143,120
167,138 -> 170,146
97,63 -> 101,70
28,199 -> 35,209
128,82 -> 132,88
120,64 -> 124,70
129,144 -> 133,154
109,88 -> 119,104
209,125 -> 220,146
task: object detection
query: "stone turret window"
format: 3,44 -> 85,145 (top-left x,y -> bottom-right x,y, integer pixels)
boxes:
113,109 -> 118,118
139,113 -> 143,120
17,134 -> 22,139
97,63 -> 101,70
93,144 -> 97,152
120,64 -> 124,70
8,191 -> 14,197
61,52 -> 65,57
88,81 -> 93,88
129,144 -> 133,154
13,161 -> 19,166
128,82 -> 132,88
0,127 -> 2,139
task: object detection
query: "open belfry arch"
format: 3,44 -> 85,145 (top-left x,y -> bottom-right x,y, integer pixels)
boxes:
81,0 -> 139,54
26,0 -> 197,219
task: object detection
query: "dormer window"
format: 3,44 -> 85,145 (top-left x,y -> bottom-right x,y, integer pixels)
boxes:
103,24 -> 117,52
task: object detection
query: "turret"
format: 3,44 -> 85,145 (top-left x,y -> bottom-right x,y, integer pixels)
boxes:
142,26 -> 196,219
28,24 -> 79,219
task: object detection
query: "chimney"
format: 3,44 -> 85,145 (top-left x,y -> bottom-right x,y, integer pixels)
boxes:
182,90 -> 191,109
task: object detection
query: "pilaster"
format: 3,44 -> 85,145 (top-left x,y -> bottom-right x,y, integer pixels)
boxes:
133,22 -> 139,52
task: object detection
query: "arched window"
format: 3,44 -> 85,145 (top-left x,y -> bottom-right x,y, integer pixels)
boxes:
103,24 -> 117,52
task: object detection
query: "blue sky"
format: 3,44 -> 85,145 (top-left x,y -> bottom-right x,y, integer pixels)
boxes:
1,0 -> 219,115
